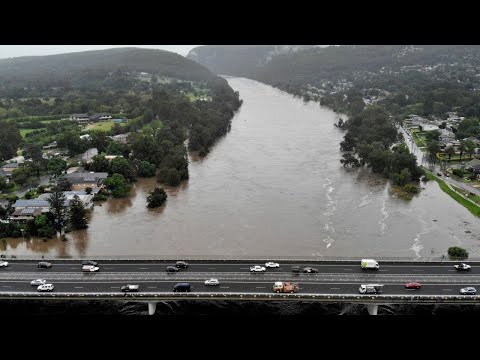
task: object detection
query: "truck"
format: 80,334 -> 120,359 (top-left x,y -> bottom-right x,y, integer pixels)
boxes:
361,259 -> 379,270
359,284 -> 383,294
121,284 -> 139,292
273,282 -> 299,293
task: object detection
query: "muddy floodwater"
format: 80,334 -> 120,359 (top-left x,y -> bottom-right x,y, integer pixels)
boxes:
4,78 -> 480,258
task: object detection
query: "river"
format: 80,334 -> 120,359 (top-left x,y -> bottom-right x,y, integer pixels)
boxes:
4,77 -> 480,258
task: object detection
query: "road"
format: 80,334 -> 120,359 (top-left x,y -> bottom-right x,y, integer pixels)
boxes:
1,260 -> 480,296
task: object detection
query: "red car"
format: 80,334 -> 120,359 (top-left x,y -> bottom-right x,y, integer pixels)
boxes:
404,282 -> 422,289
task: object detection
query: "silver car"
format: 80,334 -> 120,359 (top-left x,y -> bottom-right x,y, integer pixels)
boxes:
31,279 -> 47,286
460,287 -> 476,295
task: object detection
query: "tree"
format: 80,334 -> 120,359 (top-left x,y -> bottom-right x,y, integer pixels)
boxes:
137,161 -> 156,177
445,146 -> 455,162
427,141 -> 441,164
104,173 -> 131,198
146,187 -> 167,208
0,122 -> 22,162
464,139 -> 476,160
340,152 -> 360,167
425,130 -> 442,142
48,157 -> 68,177
458,141 -> 466,162
23,144 -> 43,161
392,168 -> 412,186
47,187 -> 67,233
0,176 -> 6,191
89,155 -> 110,172
12,166 -> 31,186
158,168 -> 181,186
56,178 -> 72,191
448,246 -> 469,258
106,141 -> 129,157
68,195 -> 88,230
109,157 -> 136,182
85,187 -> 93,195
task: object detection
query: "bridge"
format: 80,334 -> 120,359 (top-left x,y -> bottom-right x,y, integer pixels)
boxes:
0,258 -> 479,315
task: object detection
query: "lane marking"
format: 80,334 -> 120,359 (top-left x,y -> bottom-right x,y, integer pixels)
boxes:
208,268 -> 216,270
139,268 -> 148,270
221,286 -> 230,289
256,286 -> 266,289
74,287 -> 83,289
442,289 -> 452,291
148,287 -> 156,289
330,288 -> 340,290
343,269 -> 353,271
379,270 -> 389,272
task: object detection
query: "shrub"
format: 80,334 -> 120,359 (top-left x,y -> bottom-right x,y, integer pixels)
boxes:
93,194 -> 108,201
448,246 -> 469,258
403,183 -> 420,194
452,169 -> 463,177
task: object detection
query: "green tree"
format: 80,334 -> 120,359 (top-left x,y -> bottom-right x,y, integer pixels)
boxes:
427,141 -> 441,164
0,122 -> 22,162
106,141 -> 129,157
158,168 -> 181,186
458,141 -> 466,162
109,157 -> 136,182
464,139 -> 476,160
68,195 -> 88,230
448,246 -> 469,258
0,176 -> 6,191
137,161 -> 156,177
47,187 -> 67,233
425,130 -> 442,143
89,155 -> 110,172
104,173 -> 131,198
146,187 -> 167,208
48,157 -> 67,177
445,146 -> 455,162
12,166 -> 32,186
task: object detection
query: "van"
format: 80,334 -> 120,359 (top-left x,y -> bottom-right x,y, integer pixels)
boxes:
291,266 -> 301,273
173,283 -> 191,292
359,284 -> 383,294
37,261 -> 52,269
361,259 -> 379,270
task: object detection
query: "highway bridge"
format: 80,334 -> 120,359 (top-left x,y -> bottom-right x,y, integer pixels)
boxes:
1,259 -> 480,315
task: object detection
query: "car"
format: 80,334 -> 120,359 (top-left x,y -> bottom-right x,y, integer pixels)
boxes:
250,265 -> 266,272
166,266 -> 179,273
37,262 -> 52,269
30,279 -> 47,286
437,172 -> 442,176
303,267 -> 319,273
0,261 -> 8,267
82,265 -> 99,272
454,263 -> 471,271
265,262 -> 280,268
37,284 -> 54,292
460,287 -> 476,295
175,261 -> 188,268
121,284 -> 139,292
204,278 -> 220,286
291,266 -> 301,273
82,260 -> 98,266
173,283 -> 191,292
404,282 -> 422,289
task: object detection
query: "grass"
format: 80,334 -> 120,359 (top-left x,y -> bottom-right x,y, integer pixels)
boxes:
20,129 -> 39,138
424,169 -> 480,218
451,185 -> 480,204
84,121 -> 126,132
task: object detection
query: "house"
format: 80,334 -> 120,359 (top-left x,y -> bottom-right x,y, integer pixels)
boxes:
82,148 -> 98,164
419,123 -> 439,132
38,191 -> 94,210
111,133 -> 129,144
465,159 -> 480,170
10,199 -> 51,221
79,134 -> 92,141
9,208 -> 44,222
70,114 -> 90,124
0,168 -> 8,178
9,156 -> 25,164
90,113 -> 112,122
42,141 -> 58,150
64,171 -> 108,191
104,155 -> 121,161
1,162 -> 19,174
66,166 -> 83,175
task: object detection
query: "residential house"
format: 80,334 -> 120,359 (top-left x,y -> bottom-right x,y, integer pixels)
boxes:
82,148 -> 98,164
66,166 -> 83,175
1,163 -> 19,175
111,133 -> 129,144
419,123 -> 439,132
70,114 -> 90,124
90,113 -> 112,122
465,159 -> 480,170
9,199 -> 50,222
38,191 -> 94,210
9,207 -> 44,222
42,141 -> 58,150
64,171 -> 108,191
9,156 -> 25,164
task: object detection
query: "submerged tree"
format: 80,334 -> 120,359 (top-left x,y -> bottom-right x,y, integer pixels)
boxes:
47,187 -> 67,233
68,195 -> 88,230
146,187 -> 167,208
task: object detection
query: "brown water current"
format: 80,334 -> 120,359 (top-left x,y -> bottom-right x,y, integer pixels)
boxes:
4,77 -> 480,258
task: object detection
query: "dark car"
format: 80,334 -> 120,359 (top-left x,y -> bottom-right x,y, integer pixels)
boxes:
173,283 -> 191,292
291,266 -> 301,273
303,267 -> 319,273
175,261 -> 188,269
166,266 -> 179,273
82,260 -> 98,266
37,262 -> 52,269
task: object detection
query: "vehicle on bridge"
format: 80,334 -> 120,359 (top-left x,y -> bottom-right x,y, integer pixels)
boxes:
30,279 -> 47,286
121,284 -> 139,292
250,265 -> 266,272
0,261 -> 8,267
204,278 -> 220,286
273,282 -> 299,293
404,282 -> 422,289
265,262 -> 280,268
361,259 -> 379,270
291,266 -> 301,273
303,267 -> 318,273
37,262 -> 52,269
175,261 -> 188,268
37,284 -> 54,292
454,263 -> 471,271
173,283 -> 191,292
460,287 -> 476,295
166,266 -> 179,273
82,265 -> 99,272
359,284 -> 383,294
82,260 -> 98,266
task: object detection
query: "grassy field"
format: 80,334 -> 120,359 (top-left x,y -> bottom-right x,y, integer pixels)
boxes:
451,185 -> 480,204
84,121 -> 126,132
424,169 -> 480,218
20,129 -> 39,138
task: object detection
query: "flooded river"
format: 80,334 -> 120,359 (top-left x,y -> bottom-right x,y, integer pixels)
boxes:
4,78 -> 480,258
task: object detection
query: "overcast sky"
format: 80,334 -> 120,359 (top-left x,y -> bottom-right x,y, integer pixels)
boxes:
0,45 -> 200,59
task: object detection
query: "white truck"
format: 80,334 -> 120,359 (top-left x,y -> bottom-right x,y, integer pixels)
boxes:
361,259 -> 379,270
359,284 -> 383,294
121,284 -> 139,292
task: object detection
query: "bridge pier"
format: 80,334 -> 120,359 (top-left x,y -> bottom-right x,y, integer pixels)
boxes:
148,302 -> 157,315
366,304 -> 378,315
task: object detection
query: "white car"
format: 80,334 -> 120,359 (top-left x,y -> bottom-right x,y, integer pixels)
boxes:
37,284 -> 54,292
265,262 -> 280,268
204,278 -> 220,286
0,261 -> 8,267
31,279 -> 47,286
82,265 -> 99,272
250,265 -> 266,272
